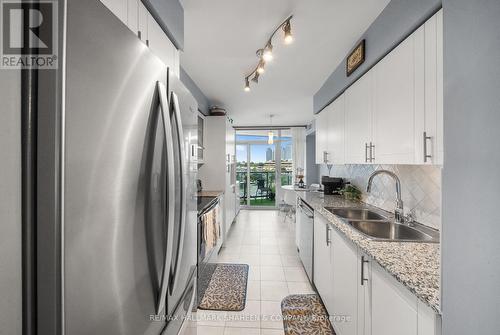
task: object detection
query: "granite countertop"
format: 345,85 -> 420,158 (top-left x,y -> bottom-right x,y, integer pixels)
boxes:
198,190 -> 224,197
295,190 -> 441,313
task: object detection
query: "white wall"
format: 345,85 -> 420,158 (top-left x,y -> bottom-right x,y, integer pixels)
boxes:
0,70 -> 22,334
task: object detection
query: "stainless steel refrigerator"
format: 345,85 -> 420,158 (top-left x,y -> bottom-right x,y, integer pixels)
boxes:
33,0 -> 198,334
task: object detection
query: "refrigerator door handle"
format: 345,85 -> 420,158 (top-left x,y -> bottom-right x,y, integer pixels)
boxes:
169,91 -> 187,293
156,81 -> 176,315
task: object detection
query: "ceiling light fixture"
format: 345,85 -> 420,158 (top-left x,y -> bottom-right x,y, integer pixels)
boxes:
268,114 -> 274,145
243,15 -> 293,92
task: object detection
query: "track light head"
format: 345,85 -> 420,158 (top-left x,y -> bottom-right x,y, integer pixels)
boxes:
257,61 -> 265,74
283,20 -> 293,44
263,43 -> 273,62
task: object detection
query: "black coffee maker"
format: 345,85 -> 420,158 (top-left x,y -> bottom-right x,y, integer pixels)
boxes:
321,176 -> 344,195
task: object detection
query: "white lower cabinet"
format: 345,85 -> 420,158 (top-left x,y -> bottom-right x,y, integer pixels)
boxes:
371,262 -> 418,335
313,214 -> 334,313
313,213 -> 440,335
331,228 -> 359,335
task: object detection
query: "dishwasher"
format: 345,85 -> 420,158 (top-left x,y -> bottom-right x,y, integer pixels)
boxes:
297,198 -> 314,282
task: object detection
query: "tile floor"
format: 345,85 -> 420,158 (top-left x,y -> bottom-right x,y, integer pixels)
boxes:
196,210 -> 315,335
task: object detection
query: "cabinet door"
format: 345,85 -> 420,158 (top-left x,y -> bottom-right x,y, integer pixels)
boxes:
100,0 -> 127,24
313,214 -> 333,314
328,94 -> 345,165
315,109 -> 329,164
345,71 -> 373,164
138,2 -> 148,43
147,15 -> 175,69
357,253 -> 372,335
126,0 -> 138,35
371,265 -> 418,335
416,9 -> 443,165
331,229 -> 358,335
197,113 -> 205,163
373,27 -> 424,164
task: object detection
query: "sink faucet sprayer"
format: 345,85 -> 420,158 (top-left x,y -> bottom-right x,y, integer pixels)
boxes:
366,170 -> 404,223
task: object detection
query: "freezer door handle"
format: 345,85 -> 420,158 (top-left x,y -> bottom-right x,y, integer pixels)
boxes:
169,91 -> 187,294
156,81 -> 176,315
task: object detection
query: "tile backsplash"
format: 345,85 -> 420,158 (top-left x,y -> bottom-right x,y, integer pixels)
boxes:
319,164 -> 442,230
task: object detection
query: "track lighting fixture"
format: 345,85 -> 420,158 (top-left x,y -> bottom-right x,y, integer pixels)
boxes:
243,15 -> 293,92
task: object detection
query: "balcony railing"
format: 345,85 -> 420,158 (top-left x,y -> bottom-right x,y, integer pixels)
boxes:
236,171 -> 293,202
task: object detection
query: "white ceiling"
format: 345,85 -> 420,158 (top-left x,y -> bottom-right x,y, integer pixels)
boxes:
180,0 -> 389,127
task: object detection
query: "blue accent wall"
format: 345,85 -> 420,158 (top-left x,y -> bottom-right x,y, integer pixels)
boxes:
180,67 -> 210,115
142,0 -> 184,50
441,0 -> 500,334
313,0 -> 441,114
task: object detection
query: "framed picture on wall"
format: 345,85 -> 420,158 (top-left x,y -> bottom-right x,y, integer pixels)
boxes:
346,39 -> 365,76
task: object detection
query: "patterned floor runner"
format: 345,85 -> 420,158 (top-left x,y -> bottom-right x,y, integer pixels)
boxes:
198,263 -> 249,311
281,294 -> 335,335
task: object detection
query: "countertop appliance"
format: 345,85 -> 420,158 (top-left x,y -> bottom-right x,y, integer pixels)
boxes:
297,198 -> 314,283
321,176 -> 345,195
31,1 -> 198,333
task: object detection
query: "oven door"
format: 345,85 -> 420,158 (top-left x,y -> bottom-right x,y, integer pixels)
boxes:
197,198 -> 222,303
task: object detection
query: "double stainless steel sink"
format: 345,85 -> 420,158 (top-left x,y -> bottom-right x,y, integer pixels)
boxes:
325,207 -> 439,243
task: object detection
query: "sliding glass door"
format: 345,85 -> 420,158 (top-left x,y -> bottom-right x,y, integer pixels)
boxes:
236,130 -> 292,208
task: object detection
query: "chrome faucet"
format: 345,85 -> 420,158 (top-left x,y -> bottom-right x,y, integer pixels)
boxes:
366,170 -> 404,223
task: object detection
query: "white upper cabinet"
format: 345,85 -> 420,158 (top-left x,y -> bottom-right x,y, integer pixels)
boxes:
328,94 -> 346,165
415,9 -> 444,165
137,1 -> 149,43
100,0 -> 127,24
345,71 -> 374,164
100,0 -> 180,77
317,10 -> 442,166
315,93 -> 346,164
126,0 -> 138,35
372,25 -> 424,164
315,109 -> 329,164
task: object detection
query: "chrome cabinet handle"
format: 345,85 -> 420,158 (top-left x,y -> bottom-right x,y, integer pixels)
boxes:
360,255 -> 369,286
169,92 -> 187,294
423,132 -> 432,163
365,143 -> 369,163
156,81 -> 175,315
326,225 -> 332,246
369,142 -> 375,162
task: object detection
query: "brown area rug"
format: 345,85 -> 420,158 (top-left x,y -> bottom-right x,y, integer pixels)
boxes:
198,263 -> 249,311
281,294 -> 335,335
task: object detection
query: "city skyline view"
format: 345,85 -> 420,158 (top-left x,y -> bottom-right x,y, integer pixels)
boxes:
236,134 -> 292,163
